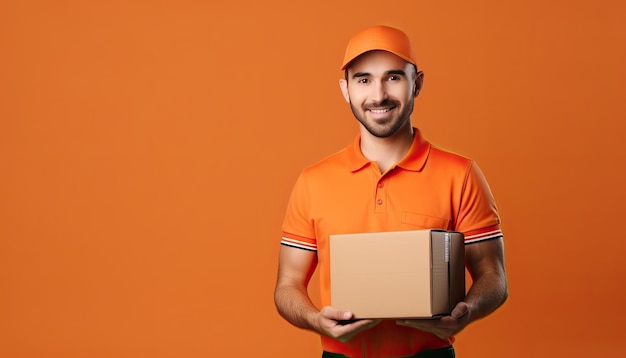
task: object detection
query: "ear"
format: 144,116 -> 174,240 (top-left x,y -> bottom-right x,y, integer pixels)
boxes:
339,79 -> 350,103
413,71 -> 424,97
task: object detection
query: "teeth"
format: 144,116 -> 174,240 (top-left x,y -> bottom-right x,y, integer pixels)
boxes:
370,109 -> 390,113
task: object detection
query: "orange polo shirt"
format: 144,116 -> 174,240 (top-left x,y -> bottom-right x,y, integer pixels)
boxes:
281,128 -> 503,357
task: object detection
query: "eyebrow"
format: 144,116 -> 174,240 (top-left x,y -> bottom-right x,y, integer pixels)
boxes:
351,69 -> 407,79
386,69 -> 407,76
352,72 -> 370,79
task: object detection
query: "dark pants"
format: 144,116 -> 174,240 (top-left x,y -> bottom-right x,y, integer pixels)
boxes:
322,346 -> 455,358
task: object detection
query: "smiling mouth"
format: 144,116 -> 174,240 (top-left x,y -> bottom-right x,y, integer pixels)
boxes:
368,106 -> 396,114
365,99 -> 400,114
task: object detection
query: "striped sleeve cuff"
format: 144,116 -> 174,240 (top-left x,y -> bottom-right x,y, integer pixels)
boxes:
280,233 -> 317,252
464,227 -> 503,244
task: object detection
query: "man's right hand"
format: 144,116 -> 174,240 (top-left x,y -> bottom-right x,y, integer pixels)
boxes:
274,247 -> 381,341
316,306 -> 382,342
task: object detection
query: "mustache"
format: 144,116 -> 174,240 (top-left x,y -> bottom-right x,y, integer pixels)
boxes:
364,99 -> 400,109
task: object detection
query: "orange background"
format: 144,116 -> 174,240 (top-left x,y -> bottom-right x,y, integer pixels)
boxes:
1,1 -> 625,357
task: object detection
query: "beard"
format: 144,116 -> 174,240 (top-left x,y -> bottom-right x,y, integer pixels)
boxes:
350,97 -> 415,138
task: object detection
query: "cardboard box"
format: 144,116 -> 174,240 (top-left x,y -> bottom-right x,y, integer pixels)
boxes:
329,229 -> 465,319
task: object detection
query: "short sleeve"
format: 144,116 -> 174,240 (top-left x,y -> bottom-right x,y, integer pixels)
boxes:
280,171 -> 317,251
456,161 -> 504,244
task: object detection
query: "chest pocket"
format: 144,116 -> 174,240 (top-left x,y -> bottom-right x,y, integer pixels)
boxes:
400,212 -> 451,230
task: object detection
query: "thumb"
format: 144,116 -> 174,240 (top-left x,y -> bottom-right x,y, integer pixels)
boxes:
337,310 -> 353,320
321,306 -> 353,321
451,302 -> 469,319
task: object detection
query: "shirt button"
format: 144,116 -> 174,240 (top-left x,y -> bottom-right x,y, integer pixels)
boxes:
376,199 -> 383,205
378,182 -> 384,188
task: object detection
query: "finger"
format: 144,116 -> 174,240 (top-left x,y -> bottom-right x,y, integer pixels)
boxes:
334,311 -> 353,321
450,302 -> 469,319
337,318 -> 379,330
345,319 -> 374,328
358,319 -> 382,328
320,306 -> 354,321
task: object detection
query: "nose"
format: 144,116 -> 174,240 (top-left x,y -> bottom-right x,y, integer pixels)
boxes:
370,80 -> 388,103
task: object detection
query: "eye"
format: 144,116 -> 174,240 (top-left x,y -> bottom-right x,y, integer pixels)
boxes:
357,78 -> 370,84
388,75 -> 401,81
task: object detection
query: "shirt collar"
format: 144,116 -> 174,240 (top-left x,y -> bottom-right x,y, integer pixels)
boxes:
345,128 -> 431,172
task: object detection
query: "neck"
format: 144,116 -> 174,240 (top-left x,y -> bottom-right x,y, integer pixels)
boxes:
359,122 -> 415,173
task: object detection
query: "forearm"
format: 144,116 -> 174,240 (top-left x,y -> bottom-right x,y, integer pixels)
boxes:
274,282 -> 320,332
464,269 -> 508,322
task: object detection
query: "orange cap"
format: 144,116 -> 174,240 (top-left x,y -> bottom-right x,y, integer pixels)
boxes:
341,25 -> 416,70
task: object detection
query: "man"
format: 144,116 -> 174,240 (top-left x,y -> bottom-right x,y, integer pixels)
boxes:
274,25 -> 508,358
